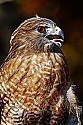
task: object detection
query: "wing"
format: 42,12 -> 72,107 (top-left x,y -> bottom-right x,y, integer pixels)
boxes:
65,83 -> 82,125
0,54 -> 32,124
66,117 -> 81,125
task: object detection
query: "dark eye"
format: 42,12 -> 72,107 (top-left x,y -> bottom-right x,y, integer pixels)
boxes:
38,26 -> 46,33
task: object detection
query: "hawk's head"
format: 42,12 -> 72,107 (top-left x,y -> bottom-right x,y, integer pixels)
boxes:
10,16 -> 64,56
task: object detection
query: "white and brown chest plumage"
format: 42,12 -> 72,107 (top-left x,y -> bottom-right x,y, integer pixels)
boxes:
0,16 -> 81,125
0,50 -> 68,124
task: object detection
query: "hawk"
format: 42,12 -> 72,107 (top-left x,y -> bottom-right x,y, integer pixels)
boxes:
0,16 -> 81,125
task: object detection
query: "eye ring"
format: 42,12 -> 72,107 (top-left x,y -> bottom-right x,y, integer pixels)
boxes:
38,26 -> 46,33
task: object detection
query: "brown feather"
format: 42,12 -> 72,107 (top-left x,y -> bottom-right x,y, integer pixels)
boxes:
0,16 -> 81,125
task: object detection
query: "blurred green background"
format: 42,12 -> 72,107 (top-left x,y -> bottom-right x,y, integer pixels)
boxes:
0,0 -> 83,122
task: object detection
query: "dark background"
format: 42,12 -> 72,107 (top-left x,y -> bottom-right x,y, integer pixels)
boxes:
0,0 -> 83,122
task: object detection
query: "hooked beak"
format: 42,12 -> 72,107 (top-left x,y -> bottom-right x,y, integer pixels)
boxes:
46,26 -> 64,47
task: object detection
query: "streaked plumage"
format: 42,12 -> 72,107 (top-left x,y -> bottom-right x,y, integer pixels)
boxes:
0,16 -> 81,125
